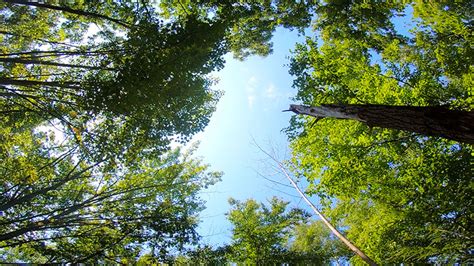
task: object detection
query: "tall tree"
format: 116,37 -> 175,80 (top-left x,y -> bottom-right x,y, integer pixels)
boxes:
0,1 -> 226,163
1,0 -> 314,164
286,1 -> 473,264
0,125 -> 221,263
1,1 -> 316,263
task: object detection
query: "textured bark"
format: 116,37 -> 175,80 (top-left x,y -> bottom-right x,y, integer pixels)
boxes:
289,104 -> 474,144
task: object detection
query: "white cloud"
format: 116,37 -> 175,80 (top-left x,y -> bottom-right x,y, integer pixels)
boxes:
245,76 -> 258,109
264,83 -> 277,99
247,76 -> 258,87
247,95 -> 256,108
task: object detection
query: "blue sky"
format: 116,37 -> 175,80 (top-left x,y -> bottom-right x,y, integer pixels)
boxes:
192,6 -> 416,246
191,28 -> 312,246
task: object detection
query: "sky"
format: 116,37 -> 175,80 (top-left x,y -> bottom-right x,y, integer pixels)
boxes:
191,7 -> 416,247
36,6 -> 415,248
190,28 -> 312,246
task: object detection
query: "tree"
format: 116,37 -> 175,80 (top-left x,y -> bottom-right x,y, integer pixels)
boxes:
1,1 -> 316,263
1,0 -> 314,164
286,1 -> 473,264
158,0 -> 314,59
291,221 -> 352,265
287,104 -> 474,144
0,1 -> 226,163
226,197 -> 309,264
182,244 -> 231,265
255,141 -> 377,265
0,126 -> 221,263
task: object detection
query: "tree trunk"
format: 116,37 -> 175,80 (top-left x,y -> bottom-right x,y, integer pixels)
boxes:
5,0 -> 131,28
0,78 -> 81,89
0,57 -> 115,71
288,104 -> 474,144
254,142 -> 378,266
0,49 -> 122,57
278,163 -> 378,266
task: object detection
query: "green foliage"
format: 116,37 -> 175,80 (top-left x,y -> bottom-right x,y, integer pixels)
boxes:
287,1 -> 473,264
0,1 -> 226,163
226,197 -> 309,264
0,0 -> 316,263
158,0 -> 314,60
291,221 -> 352,265
0,122 -> 222,263
1,0 -> 314,164
182,244 -> 231,265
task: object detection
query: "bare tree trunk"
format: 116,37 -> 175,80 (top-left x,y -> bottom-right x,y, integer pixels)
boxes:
255,143 -> 378,266
0,49 -> 122,57
287,104 -> 474,144
0,57 -> 115,71
5,0 -> 131,28
0,78 -> 81,89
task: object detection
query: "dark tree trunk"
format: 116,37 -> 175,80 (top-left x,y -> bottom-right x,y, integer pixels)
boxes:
5,0 -> 131,28
0,78 -> 81,89
0,57 -> 115,71
0,49 -> 122,57
288,104 -> 474,144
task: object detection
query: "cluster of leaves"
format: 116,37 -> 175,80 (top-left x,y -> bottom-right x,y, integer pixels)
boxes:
287,1 -> 473,264
0,118 -> 221,262
226,197 -> 310,264
214,197 -> 350,265
0,1 -> 227,164
291,220 -> 352,264
149,196 -> 352,265
0,0 -> 316,161
159,0 -> 314,59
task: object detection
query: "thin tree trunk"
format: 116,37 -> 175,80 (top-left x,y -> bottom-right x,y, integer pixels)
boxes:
287,104 -> 474,144
0,30 -> 81,48
255,143 -> 378,266
0,78 -> 81,89
0,57 -> 115,71
5,0 -> 131,28
281,167 -> 378,266
0,49 -> 121,57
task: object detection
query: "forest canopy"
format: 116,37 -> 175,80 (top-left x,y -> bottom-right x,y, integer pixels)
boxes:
286,1 -> 473,264
1,0 -> 472,264
0,0 -> 313,262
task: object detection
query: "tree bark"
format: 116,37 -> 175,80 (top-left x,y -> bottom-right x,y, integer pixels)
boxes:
288,104 -> 474,144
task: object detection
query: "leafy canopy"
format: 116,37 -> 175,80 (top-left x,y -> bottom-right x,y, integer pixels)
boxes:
287,1 -> 473,264
0,0 -> 316,263
226,197 -> 309,264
